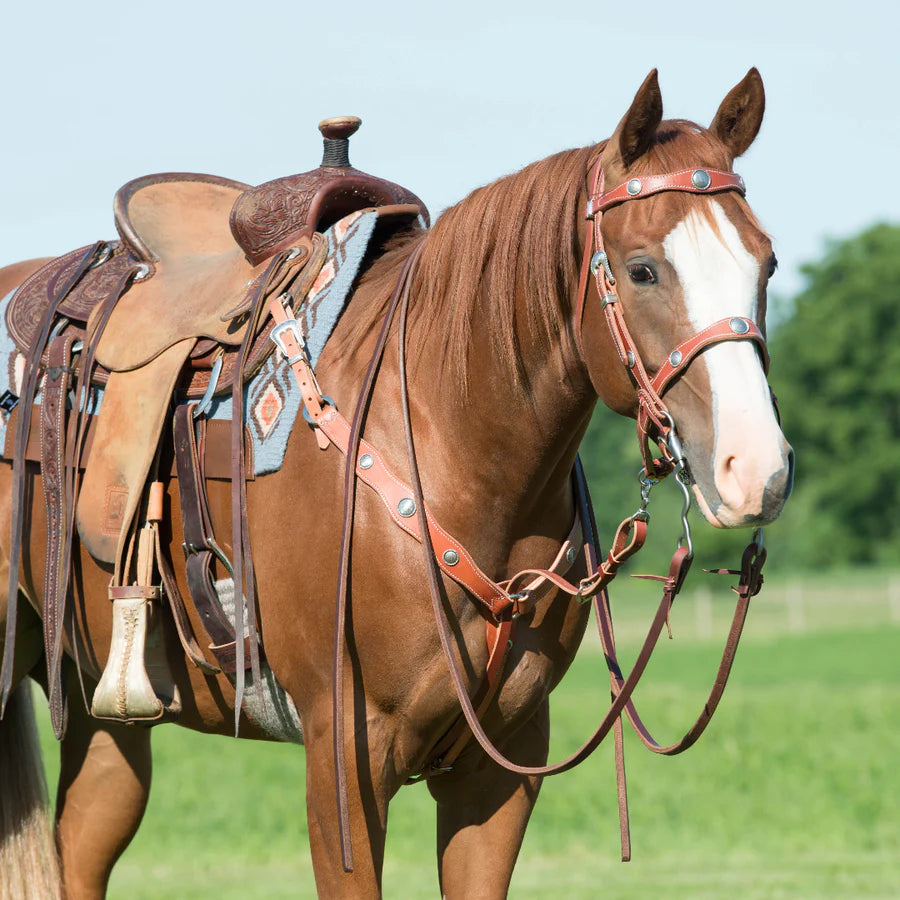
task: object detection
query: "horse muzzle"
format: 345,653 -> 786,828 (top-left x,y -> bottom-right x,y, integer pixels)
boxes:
693,435 -> 794,529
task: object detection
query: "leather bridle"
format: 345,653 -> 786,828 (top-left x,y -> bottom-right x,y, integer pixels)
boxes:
576,155 -> 770,477
268,155 -> 772,870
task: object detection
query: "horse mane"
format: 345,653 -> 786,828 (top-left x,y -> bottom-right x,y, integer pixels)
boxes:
340,144 -> 597,391
338,120 -> 754,390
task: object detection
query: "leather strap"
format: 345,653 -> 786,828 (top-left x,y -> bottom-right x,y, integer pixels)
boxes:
588,167 -> 745,215
649,316 -> 769,396
40,333 -> 77,736
174,403 -> 258,674
230,245 -> 311,725
598,537 -> 766,756
1,242 -> 113,715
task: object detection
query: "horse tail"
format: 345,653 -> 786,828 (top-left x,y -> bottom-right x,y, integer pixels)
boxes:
0,682 -> 62,899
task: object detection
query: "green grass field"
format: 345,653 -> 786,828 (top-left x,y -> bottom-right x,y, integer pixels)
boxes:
35,571 -> 900,898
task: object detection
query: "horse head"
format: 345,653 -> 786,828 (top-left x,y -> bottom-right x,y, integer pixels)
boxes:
580,68 -> 793,529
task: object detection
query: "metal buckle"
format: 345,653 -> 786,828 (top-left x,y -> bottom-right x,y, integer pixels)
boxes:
270,318 -> 307,365
193,355 -> 224,420
590,250 -> 616,285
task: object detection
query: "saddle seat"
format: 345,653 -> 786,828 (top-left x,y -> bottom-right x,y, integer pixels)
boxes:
99,117 -> 427,375
96,173 -> 260,372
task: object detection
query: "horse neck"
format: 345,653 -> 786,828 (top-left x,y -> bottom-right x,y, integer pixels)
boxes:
336,250 -> 597,571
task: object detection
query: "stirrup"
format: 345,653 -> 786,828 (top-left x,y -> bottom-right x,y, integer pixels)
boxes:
91,587 -> 182,723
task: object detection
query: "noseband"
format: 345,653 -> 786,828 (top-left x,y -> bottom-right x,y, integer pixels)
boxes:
576,157 -> 769,482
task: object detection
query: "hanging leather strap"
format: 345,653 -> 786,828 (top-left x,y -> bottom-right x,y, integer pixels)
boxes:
40,333 -> 77,736
1,242 -> 121,716
597,538 -> 766,756
174,403 -> 255,674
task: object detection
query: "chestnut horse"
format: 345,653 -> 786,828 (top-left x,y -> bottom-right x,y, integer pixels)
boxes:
0,69 -> 792,898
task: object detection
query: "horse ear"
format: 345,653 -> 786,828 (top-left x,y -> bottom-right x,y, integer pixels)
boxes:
710,68 -> 765,159
608,69 -> 663,170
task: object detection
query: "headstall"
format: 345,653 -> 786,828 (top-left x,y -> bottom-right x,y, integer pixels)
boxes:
268,155 -> 770,869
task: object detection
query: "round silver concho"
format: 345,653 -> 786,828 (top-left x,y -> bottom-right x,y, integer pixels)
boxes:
691,169 -> 712,190
626,178 -> 643,196
566,547 -> 577,565
669,349 -> 683,367
443,549 -> 460,567
358,453 -> 374,470
729,316 -> 751,335
397,497 -> 416,517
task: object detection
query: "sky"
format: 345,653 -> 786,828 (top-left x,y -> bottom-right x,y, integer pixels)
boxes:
1,0 -> 897,315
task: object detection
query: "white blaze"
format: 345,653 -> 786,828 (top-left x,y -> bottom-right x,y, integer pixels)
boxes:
662,200 -> 786,523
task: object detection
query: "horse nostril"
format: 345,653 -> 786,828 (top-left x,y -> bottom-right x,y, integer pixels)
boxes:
785,448 -> 795,501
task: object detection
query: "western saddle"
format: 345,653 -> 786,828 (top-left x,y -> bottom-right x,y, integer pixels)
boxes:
1,117 -> 428,734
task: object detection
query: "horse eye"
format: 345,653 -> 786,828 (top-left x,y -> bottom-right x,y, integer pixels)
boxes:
768,255 -> 778,279
627,263 -> 656,284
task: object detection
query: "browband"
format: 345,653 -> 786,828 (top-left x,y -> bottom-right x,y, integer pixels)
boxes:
588,167 -> 745,217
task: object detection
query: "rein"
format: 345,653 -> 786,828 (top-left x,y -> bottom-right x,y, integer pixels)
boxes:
267,157 -> 771,870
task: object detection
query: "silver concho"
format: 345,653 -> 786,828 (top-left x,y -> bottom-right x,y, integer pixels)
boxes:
626,178 -> 643,196
691,169 -> 712,190
358,453 -> 374,470
669,349 -> 683,367
729,317 -> 750,335
397,498 -> 416,517
566,547 -> 577,565
443,549 -> 460,566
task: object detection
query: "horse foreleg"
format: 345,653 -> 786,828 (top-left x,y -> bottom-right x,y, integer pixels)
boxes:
428,701 -> 549,900
55,687 -> 152,899
303,706 -> 397,899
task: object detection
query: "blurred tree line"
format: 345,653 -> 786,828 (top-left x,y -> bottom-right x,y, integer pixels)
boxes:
580,223 -> 900,573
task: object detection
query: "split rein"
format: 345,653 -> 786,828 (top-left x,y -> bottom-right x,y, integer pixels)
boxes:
268,158 -> 769,870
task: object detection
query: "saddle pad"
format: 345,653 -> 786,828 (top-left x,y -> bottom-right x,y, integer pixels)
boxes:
205,206 -> 382,474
